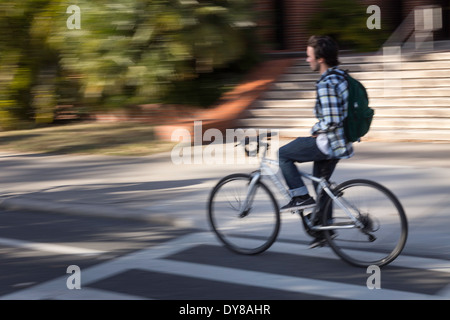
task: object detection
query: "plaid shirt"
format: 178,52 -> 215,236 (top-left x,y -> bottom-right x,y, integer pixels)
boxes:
311,67 -> 354,159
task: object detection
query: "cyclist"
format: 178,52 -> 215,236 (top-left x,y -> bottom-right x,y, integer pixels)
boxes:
278,35 -> 354,248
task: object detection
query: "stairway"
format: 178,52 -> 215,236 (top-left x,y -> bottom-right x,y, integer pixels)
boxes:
235,50 -> 450,142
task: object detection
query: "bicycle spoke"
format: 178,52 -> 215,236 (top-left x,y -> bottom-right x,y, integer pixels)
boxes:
323,179 -> 408,267
208,174 -> 280,255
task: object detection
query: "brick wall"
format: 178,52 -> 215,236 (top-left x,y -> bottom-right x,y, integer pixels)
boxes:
283,0 -> 321,52
253,0 -> 276,51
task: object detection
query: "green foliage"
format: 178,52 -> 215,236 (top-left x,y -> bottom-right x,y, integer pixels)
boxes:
307,0 -> 388,53
0,0 -> 58,129
0,0 -> 259,129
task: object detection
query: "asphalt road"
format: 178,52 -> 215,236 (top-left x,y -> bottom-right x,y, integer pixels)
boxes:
0,141 -> 449,301
0,208 -> 449,301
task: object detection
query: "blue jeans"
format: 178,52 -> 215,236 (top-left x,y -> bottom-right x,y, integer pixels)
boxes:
278,136 -> 338,197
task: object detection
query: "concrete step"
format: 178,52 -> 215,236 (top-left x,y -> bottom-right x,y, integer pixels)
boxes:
253,99 -> 315,108
246,108 -> 315,118
291,57 -> 450,71
373,107 -> 450,118
271,78 -> 450,90
236,117 -> 450,130
370,97 -> 450,107
235,118 -> 315,128
288,60 -> 450,74
278,69 -> 450,82
254,97 -> 450,108
371,117 -> 450,129
238,116 -> 450,130
246,107 -> 450,119
292,51 -> 450,65
364,128 -> 450,142
261,90 -> 316,99
269,82 -> 316,91
262,87 -> 450,99
367,87 -> 450,98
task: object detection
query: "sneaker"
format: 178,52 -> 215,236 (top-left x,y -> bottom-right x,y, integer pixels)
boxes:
280,195 -> 316,211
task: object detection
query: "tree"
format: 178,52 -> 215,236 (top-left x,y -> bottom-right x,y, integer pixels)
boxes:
48,0 -> 259,108
0,0 -> 59,129
0,0 -> 259,130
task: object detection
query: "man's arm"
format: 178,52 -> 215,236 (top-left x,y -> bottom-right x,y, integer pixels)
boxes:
312,79 -> 344,135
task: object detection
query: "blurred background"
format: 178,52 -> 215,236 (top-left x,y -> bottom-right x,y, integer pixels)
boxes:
0,0 -> 261,131
0,0 -> 448,134
0,0 -> 388,133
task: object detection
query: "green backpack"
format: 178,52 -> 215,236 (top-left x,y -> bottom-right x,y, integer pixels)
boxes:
332,70 -> 374,142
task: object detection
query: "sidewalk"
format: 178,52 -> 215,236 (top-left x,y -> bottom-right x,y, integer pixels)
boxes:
0,141 -> 450,258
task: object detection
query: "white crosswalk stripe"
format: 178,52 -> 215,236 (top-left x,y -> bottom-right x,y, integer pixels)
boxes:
1,232 -> 449,300
0,237 -> 106,256
141,259 -> 445,300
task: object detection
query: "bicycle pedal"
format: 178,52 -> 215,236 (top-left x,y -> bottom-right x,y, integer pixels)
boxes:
309,238 -> 327,249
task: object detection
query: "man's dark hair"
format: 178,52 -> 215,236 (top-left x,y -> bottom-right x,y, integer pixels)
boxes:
307,35 -> 340,67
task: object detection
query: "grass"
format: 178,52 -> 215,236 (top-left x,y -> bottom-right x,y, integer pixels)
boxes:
0,122 -> 177,156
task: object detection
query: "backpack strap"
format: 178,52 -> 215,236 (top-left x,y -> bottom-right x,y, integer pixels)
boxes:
327,68 -> 349,78
324,69 -> 349,128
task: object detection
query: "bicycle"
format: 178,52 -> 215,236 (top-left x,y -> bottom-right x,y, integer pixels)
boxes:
207,132 -> 408,268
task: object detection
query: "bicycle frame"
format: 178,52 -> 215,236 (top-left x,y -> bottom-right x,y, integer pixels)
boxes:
240,137 -> 362,231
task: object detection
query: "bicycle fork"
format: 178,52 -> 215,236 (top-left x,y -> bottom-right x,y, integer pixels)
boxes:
238,171 -> 261,217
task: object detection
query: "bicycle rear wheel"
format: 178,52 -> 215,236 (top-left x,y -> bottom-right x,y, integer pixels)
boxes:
323,179 -> 408,268
208,173 -> 280,255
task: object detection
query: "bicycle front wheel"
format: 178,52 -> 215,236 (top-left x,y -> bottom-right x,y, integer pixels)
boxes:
323,179 -> 408,268
208,173 -> 280,255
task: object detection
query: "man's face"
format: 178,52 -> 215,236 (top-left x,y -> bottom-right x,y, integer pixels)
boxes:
306,46 -> 320,72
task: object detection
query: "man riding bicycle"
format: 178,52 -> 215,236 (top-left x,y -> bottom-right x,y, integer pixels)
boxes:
278,35 -> 354,248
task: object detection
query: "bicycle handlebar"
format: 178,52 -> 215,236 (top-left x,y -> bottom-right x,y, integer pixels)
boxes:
236,132 -> 278,157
